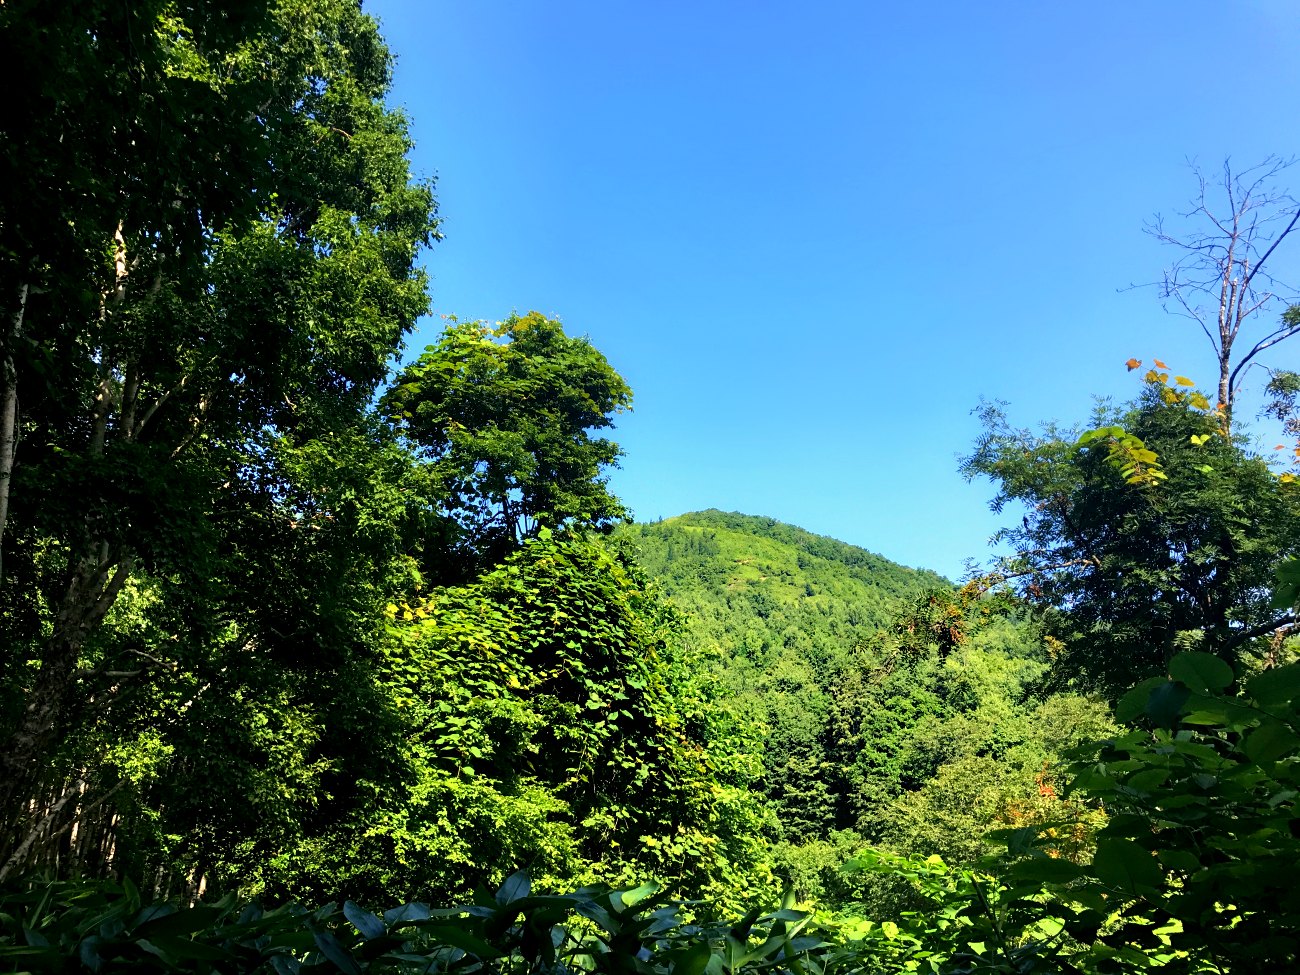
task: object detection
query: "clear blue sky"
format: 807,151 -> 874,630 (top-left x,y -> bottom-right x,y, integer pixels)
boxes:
367,0 -> 1300,578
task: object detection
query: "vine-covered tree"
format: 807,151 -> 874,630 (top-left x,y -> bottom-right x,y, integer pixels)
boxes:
311,533 -> 773,906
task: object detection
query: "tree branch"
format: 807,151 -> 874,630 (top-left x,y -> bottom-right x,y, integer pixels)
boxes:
1239,205 -> 1300,297
1221,612 -> 1297,654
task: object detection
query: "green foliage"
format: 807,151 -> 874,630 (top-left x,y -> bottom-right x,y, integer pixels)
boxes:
995,652 -> 1300,972
23,13 -> 1300,974
622,511 -> 948,843
384,313 -> 633,577
0,0 -> 438,866
834,610 -> 1112,869
0,873 -> 821,975
963,390 -> 1300,693
283,533 -> 775,907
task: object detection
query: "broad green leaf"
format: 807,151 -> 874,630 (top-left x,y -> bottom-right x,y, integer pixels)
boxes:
1124,768 -> 1169,793
672,940 -> 713,975
1243,722 -> 1299,763
1169,652 -> 1234,694
1117,678 -> 1165,722
1246,662 -> 1300,707
1273,559 -> 1300,609
1145,681 -> 1191,726
613,882 -> 660,912
1092,838 -> 1163,896
495,871 -> 531,905
312,930 -> 361,975
343,901 -> 385,941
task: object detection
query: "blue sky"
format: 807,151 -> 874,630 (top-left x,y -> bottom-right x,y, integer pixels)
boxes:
367,0 -> 1300,578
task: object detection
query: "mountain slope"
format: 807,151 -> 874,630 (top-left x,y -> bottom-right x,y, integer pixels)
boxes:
622,509 -> 948,668
618,510 -> 950,839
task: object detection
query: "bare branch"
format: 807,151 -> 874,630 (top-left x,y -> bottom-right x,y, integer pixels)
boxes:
1145,158 -> 1300,428
1240,204 -> 1300,297
1230,325 -> 1300,394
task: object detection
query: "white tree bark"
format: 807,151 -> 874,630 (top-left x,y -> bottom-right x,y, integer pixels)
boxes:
0,282 -> 29,583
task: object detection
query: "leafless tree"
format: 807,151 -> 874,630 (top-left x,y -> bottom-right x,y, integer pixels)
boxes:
1148,157 -> 1300,430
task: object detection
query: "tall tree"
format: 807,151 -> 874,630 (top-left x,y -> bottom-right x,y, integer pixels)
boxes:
0,0 -> 438,867
384,312 -> 632,576
963,387 -> 1300,693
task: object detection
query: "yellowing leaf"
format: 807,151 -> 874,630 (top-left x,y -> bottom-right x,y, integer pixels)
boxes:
1174,375 -> 1195,387
1190,392 -> 1210,410
1154,358 -> 1170,369
1126,357 -> 1142,371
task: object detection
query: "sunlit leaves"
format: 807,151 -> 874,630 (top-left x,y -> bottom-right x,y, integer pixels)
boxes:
364,534 -> 773,903
1001,652 -> 1300,971
966,368 -> 1300,693
383,313 -> 632,574
1074,425 -> 1167,486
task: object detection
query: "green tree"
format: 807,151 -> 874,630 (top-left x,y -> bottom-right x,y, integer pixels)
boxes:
384,313 -> 632,576
0,0 -> 437,872
308,534 -> 773,907
963,387 -> 1300,694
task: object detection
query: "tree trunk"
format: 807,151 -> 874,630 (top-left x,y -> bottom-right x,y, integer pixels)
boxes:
0,553 -> 133,856
1218,349 -> 1233,432
0,283 -> 28,582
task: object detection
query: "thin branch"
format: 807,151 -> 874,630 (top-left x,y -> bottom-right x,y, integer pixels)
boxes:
967,556 -> 1102,598
1240,205 -> 1300,297
134,363 -> 212,440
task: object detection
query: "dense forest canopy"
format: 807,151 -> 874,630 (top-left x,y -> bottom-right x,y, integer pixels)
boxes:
3,3 -> 1300,974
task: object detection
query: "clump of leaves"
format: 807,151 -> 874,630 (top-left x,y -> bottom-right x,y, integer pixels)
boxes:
993,650 -> 1300,972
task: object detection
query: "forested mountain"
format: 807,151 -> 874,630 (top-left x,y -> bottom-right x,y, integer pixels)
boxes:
620,511 -> 950,838
624,510 -> 948,658
619,511 -> 1112,906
